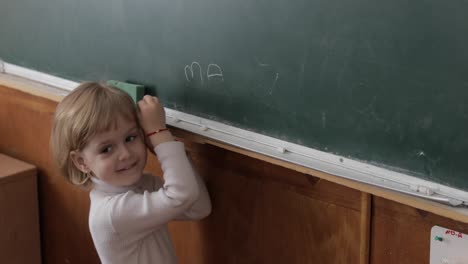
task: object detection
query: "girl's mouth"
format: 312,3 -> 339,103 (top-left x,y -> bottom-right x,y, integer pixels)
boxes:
117,161 -> 137,172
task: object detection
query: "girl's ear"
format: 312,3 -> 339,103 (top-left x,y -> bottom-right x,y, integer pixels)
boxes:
70,151 -> 90,173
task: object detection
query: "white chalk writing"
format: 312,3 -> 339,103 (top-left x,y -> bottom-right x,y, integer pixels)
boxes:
185,61 -> 224,83
184,62 -> 204,83
268,72 -> 279,95
207,63 -> 224,81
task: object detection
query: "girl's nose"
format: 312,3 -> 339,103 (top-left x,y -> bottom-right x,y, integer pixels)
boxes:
118,145 -> 131,160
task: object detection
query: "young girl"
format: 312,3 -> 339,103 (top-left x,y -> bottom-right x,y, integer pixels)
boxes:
50,82 -> 211,264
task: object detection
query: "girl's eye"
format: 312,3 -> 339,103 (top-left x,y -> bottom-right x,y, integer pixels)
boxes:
100,145 -> 112,154
126,135 -> 137,142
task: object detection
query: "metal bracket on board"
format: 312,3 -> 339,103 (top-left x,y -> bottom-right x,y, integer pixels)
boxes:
0,59 -> 5,73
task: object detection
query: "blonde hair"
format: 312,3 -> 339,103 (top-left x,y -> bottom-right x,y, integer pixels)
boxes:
50,81 -> 139,187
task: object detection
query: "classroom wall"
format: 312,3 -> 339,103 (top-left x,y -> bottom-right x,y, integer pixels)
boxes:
1,83 -> 468,263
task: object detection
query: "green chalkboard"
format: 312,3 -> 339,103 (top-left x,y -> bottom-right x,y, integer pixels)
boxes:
1,0 -> 468,190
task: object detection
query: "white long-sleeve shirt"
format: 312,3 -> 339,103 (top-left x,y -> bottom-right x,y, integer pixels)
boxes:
88,141 -> 211,264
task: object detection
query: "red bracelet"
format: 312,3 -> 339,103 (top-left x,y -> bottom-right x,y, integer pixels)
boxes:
146,128 -> 169,137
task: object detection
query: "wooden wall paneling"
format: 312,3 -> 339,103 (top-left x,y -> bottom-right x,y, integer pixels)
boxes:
167,142 -> 362,263
0,85 -> 100,263
360,193 -> 372,264
371,196 -> 468,264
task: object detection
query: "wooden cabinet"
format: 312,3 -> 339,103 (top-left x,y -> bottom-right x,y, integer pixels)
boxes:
0,154 -> 41,263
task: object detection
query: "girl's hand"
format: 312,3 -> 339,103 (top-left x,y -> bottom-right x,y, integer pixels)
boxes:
137,95 -> 174,148
138,95 -> 166,132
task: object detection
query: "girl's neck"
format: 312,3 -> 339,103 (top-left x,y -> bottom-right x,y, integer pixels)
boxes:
91,177 -> 138,193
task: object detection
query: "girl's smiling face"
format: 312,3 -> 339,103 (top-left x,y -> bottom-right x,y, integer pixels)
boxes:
71,115 -> 147,187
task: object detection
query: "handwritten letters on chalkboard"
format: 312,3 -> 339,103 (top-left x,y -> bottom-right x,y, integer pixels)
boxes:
184,62 -> 224,83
